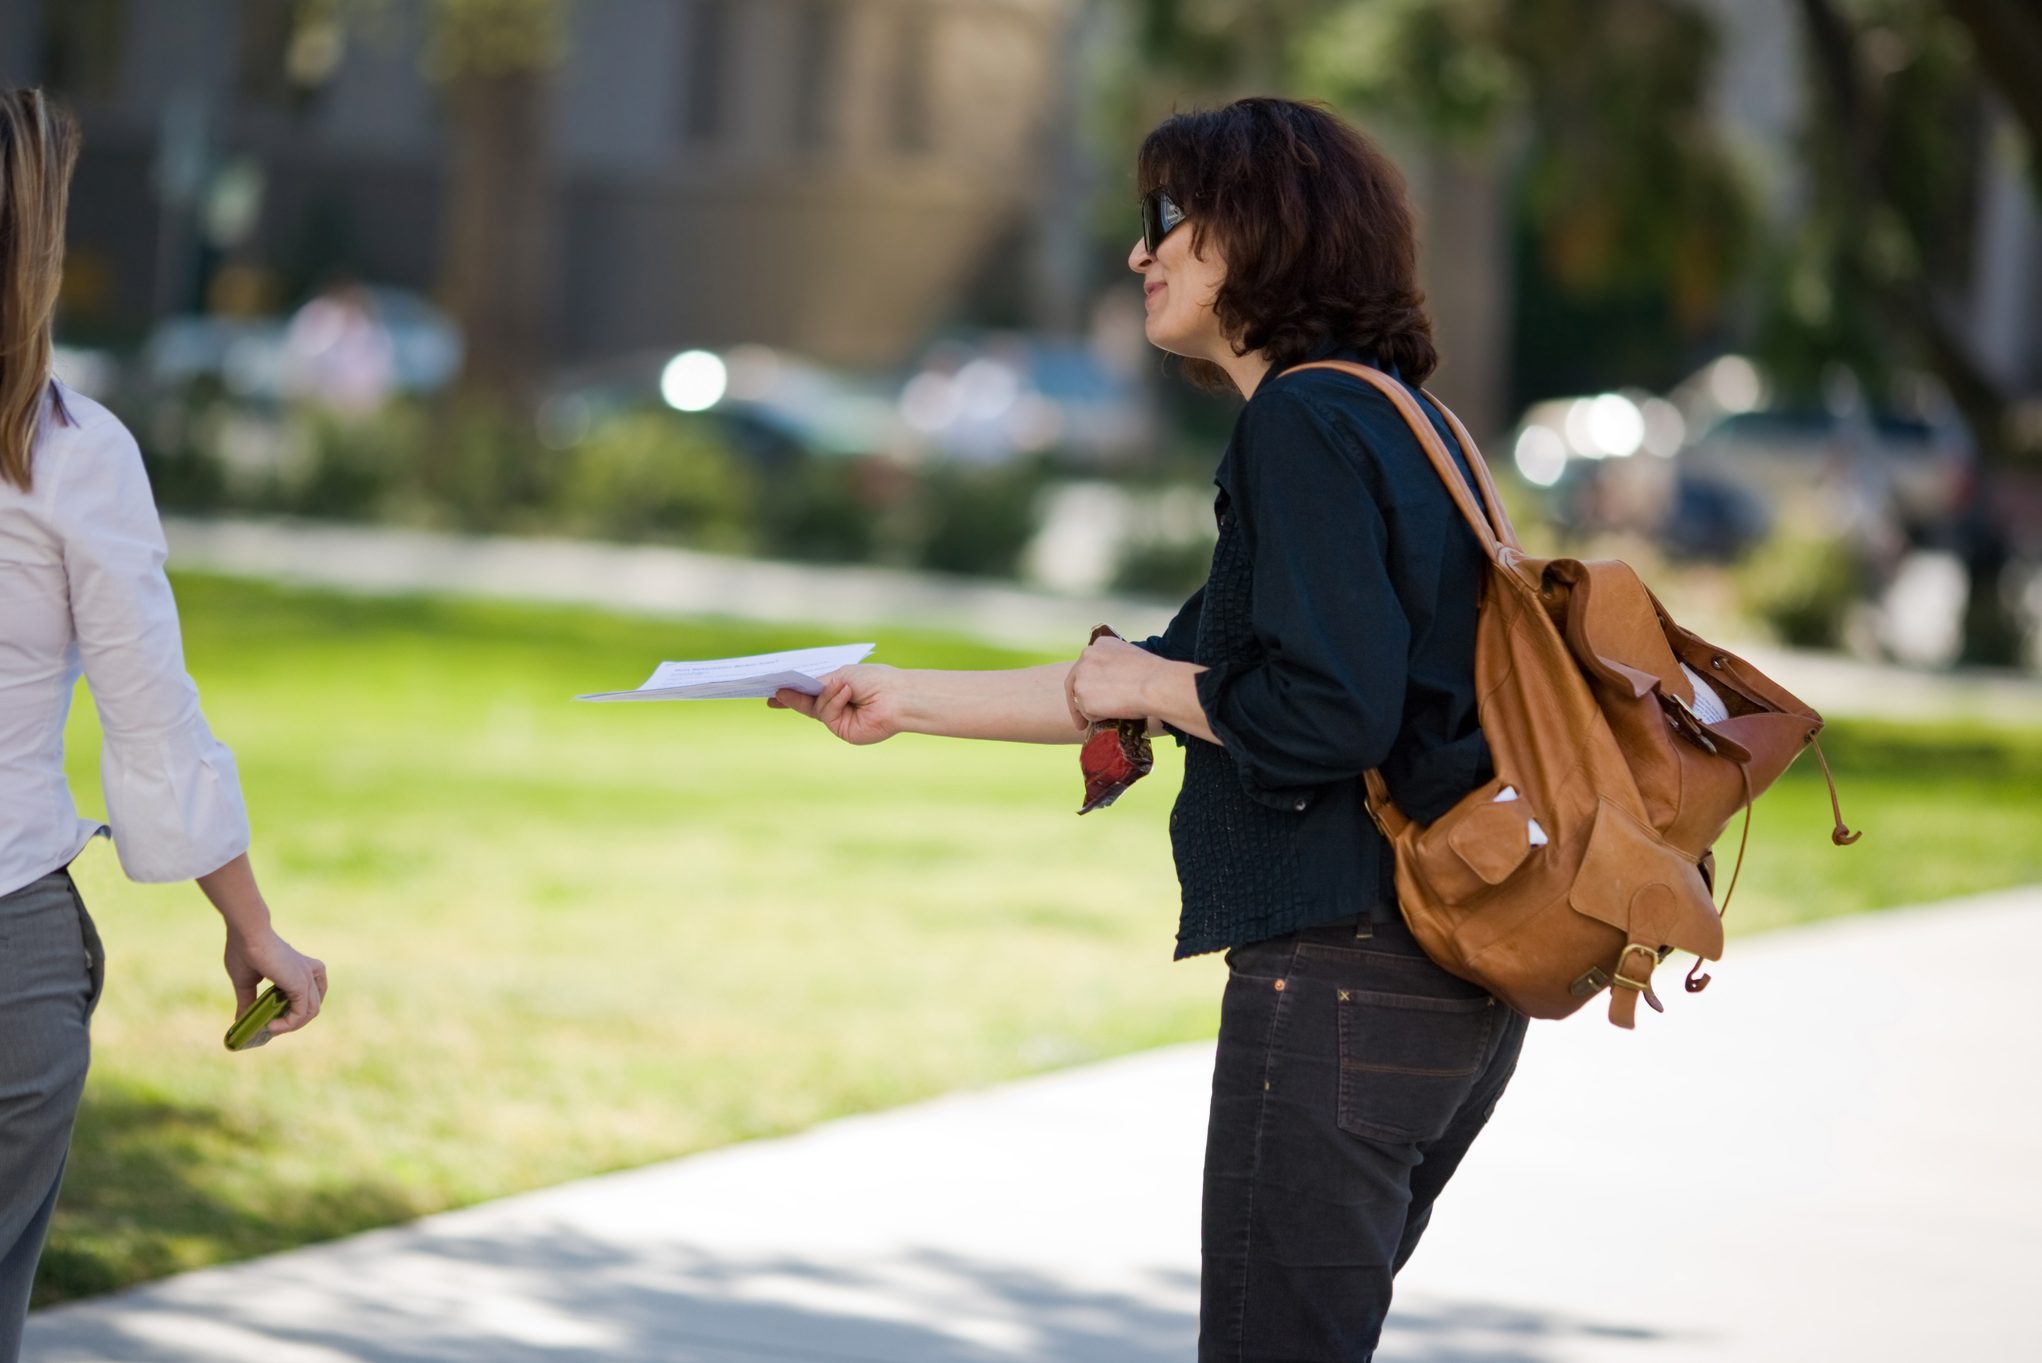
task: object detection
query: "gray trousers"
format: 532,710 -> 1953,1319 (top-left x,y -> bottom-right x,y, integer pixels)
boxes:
0,870 -> 103,1363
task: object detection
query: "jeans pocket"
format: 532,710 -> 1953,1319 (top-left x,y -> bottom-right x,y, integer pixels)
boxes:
1336,989 -> 1497,1145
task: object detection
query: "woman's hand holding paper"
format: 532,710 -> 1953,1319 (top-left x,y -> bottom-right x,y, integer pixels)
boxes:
770,664 -> 904,745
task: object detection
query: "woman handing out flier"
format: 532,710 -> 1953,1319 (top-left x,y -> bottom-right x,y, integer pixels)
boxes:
774,98 -> 1525,1362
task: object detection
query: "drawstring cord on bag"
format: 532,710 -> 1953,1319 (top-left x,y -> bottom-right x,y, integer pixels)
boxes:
1686,763 -> 1754,995
1809,733 -> 1862,846
1686,733 -> 1861,995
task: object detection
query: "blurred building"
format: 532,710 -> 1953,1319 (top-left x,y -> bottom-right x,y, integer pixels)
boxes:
0,0 -> 1071,369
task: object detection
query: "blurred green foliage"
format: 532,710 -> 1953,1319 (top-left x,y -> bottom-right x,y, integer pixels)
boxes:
1114,531 -> 1217,600
751,457 -> 881,565
907,461 -> 1053,579
133,396 -> 1064,580
1755,0 -> 1992,408
559,411 -> 757,550
1735,529 -> 1872,650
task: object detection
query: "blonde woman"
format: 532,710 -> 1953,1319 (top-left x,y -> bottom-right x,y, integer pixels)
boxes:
0,89 -> 327,1357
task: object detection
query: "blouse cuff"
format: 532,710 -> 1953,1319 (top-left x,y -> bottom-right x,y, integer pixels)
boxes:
100,731 -> 252,883
1132,638 -> 1191,747
1131,634 -> 1184,663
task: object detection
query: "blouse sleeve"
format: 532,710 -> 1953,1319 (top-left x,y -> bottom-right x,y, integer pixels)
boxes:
51,413 -> 251,883
1193,390 -> 1410,811
1131,584 -> 1205,747
1132,584 -> 1204,662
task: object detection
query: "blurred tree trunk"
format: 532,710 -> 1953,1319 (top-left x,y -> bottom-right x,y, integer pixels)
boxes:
1943,0 -> 2042,157
1793,0 -> 2026,664
440,62 -> 554,406
1792,0 -> 2007,456
1941,0 -> 2042,663
429,0 -> 566,412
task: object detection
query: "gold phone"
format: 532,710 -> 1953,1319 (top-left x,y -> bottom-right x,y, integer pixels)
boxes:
224,984 -> 289,1052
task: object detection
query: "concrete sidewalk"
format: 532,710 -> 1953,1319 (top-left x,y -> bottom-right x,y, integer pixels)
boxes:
26,885 -> 2041,1362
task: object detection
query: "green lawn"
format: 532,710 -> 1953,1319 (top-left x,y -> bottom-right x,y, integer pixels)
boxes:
37,574 -> 2042,1305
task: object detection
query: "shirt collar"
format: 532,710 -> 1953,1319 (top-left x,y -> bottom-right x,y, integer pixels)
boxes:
46,379 -> 76,428
1295,339 -> 1395,379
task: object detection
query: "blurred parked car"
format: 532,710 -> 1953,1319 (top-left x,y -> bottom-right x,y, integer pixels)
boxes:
896,331 -> 1155,466
544,330 -> 1158,470
1507,356 -> 1973,562
1680,407 -> 1970,544
541,345 -> 898,466
138,285 -> 462,407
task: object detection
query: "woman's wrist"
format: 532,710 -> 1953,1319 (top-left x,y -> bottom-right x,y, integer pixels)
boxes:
213,895 -> 276,942
1142,659 -> 1219,746
889,669 -> 937,735
197,852 -> 275,940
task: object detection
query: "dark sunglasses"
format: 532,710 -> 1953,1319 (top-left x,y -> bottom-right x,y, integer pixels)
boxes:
1141,189 -> 1186,256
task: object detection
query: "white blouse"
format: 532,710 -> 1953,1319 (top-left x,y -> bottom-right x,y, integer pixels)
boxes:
0,381 -> 250,898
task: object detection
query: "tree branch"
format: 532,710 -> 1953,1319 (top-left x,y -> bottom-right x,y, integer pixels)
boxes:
1792,0 -> 2010,463
1943,0 -> 2042,159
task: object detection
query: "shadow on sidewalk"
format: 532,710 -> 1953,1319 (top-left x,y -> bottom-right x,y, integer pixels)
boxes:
31,1219 -> 1679,1363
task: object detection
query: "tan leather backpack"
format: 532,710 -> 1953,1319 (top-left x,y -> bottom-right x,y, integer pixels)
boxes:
1288,361 -> 1860,1028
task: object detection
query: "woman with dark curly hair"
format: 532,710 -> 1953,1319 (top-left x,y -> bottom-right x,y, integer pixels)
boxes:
774,97 -> 1525,1360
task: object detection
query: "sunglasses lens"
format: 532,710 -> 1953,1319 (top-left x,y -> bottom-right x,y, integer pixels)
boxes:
1142,192 -> 1183,255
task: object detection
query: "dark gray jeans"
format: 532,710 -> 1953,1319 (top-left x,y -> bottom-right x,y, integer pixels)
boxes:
1200,916 -> 1528,1363
0,870 -> 103,1363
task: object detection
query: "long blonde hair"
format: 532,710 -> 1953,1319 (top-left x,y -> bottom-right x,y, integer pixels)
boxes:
0,88 -> 80,492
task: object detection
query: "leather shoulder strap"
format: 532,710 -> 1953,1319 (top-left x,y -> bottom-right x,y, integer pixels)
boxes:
1421,385 -> 1520,550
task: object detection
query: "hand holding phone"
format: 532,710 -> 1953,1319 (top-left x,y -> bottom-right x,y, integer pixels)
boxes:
224,983 -> 290,1052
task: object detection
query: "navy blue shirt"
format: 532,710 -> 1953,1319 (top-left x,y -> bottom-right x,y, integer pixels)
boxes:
1137,346 -> 1493,958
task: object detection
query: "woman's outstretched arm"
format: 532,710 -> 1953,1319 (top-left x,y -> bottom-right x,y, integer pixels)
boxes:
772,641 -> 1217,749
772,662 -> 1090,745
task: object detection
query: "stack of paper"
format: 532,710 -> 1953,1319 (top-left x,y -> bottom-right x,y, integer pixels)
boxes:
576,644 -> 876,702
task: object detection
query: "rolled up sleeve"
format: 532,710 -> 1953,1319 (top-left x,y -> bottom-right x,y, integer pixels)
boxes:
1195,392 -> 1409,810
1132,586 -> 1205,746
53,418 -> 251,883
1133,584 -> 1204,663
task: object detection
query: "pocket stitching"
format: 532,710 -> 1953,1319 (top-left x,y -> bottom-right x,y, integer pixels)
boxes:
1336,991 -> 1498,1139
1345,988 -> 1493,1014
1338,1058 -> 1484,1079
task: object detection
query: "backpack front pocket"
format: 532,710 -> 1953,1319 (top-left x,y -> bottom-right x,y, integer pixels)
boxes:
1408,776 -> 1541,904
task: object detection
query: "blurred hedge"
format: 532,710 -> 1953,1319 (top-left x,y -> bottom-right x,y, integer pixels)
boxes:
134,394 -> 1057,581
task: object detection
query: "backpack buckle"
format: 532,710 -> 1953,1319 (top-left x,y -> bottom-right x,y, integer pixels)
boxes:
1610,943 -> 1666,1014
